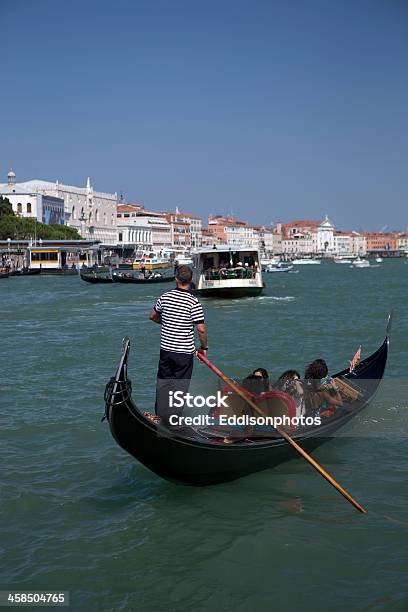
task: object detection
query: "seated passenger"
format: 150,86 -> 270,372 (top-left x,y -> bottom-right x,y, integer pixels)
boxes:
242,368 -> 270,395
273,370 -> 304,417
304,359 -> 343,417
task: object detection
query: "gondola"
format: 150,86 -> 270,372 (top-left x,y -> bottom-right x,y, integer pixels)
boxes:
112,272 -> 175,284
0,270 -> 9,279
9,268 -> 42,277
80,272 -> 113,284
104,316 -> 390,486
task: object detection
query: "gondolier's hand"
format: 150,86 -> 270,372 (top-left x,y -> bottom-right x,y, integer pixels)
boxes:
196,346 -> 208,358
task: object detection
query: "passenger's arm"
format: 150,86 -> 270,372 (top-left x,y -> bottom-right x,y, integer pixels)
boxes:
322,390 -> 343,406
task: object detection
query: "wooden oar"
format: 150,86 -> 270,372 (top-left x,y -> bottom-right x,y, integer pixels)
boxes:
197,352 -> 366,514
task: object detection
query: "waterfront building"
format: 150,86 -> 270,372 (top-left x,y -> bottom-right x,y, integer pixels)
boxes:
117,203 -> 172,251
257,226 -> 282,256
164,209 -> 203,249
0,170 -> 65,225
281,235 -> 316,255
165,213 -> 191,250
396,234 -> 408,252
201,228 -> 224,247
280,220 -> 318,255
13,174 -> 118,245
116,204 -> 153,251
316,216 -> 336,254
207,215 -> 257,248
351,232 -> 367,256
364,232 -> 398,251
334,232 -> 353,256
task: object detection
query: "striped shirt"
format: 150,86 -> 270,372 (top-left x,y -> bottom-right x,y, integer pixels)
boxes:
154,288 -> 205,354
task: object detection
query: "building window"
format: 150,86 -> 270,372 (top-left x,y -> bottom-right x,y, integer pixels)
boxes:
72,206 -> 76,220
17,202 -> 22,214
104,213 -> 107,226
119,232 -> 123,242
95,209 -> 99,222
27,202 -> 32,213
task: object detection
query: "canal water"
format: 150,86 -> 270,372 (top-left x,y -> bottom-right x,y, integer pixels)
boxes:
1,260 -> 407,611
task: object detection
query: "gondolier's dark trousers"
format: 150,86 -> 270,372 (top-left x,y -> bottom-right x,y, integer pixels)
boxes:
155,350 -> 194,424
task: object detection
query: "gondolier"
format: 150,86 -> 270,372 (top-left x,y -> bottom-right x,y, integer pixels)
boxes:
149,265 -> 208,425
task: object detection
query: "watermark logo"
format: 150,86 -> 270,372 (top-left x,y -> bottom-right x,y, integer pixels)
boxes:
169,390 -> 229,409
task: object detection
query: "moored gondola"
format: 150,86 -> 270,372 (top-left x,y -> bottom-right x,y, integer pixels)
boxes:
112,272 -> 175,284
80,271 -> 113,284
104,318 -> 390,486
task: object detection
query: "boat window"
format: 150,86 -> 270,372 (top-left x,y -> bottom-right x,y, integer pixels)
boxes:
31,251 -> 59,261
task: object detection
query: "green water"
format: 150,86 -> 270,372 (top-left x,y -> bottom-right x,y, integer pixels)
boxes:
1,261 -> 407,611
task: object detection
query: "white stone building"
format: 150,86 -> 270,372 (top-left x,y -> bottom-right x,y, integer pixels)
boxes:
0,170 -> 65,225
281,236 -> 316,255
316,217 -> 335,254
351,232 -> 367,256
117,204 -> 172,250
334,232 -> 353,256
117,205 -> 153,250
16,175 -> 118,244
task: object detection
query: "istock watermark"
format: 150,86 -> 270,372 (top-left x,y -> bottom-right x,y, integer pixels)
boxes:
169,390 -> 229,409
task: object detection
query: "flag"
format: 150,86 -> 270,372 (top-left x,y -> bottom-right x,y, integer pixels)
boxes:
349,346 -> 362,373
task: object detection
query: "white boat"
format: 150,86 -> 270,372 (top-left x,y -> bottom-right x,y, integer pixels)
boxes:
162,248 -> 193,266
192,246 -> 264,297
334,256 -> 355,264
292,258 -> 321,265
266,263 -> 294,273
260,256 -> 281,267
375,257 -> 383,263
174,255 -> 193,265
132,253 -> 172,270
352,257 -> 370,268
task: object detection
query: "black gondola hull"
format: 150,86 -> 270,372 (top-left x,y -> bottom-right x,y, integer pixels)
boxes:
112,275 -> 175,284
106,328 -> 389,486
80,274 -> 113,284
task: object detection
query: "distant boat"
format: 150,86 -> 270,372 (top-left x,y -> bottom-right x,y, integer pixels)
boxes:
112,271 -> 174,284
261,256 -> 281,268
192,246 -> 264,297
0,269 -> 9,279
292,258 -> 321,265
80,270 -> 113,283
352,257 -> 370,268
375,257 -> 383,263
132,255 -> 171,271
266,263 -> 294,273
334,257 -> 353,264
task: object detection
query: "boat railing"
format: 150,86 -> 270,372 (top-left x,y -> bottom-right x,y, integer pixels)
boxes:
203,267 -> 257,280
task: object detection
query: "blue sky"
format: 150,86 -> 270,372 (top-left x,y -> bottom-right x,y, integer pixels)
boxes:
2,0 -> 407,230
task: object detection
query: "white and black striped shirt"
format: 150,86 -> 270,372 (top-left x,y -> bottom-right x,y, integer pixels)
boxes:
154,288 -> 205,354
